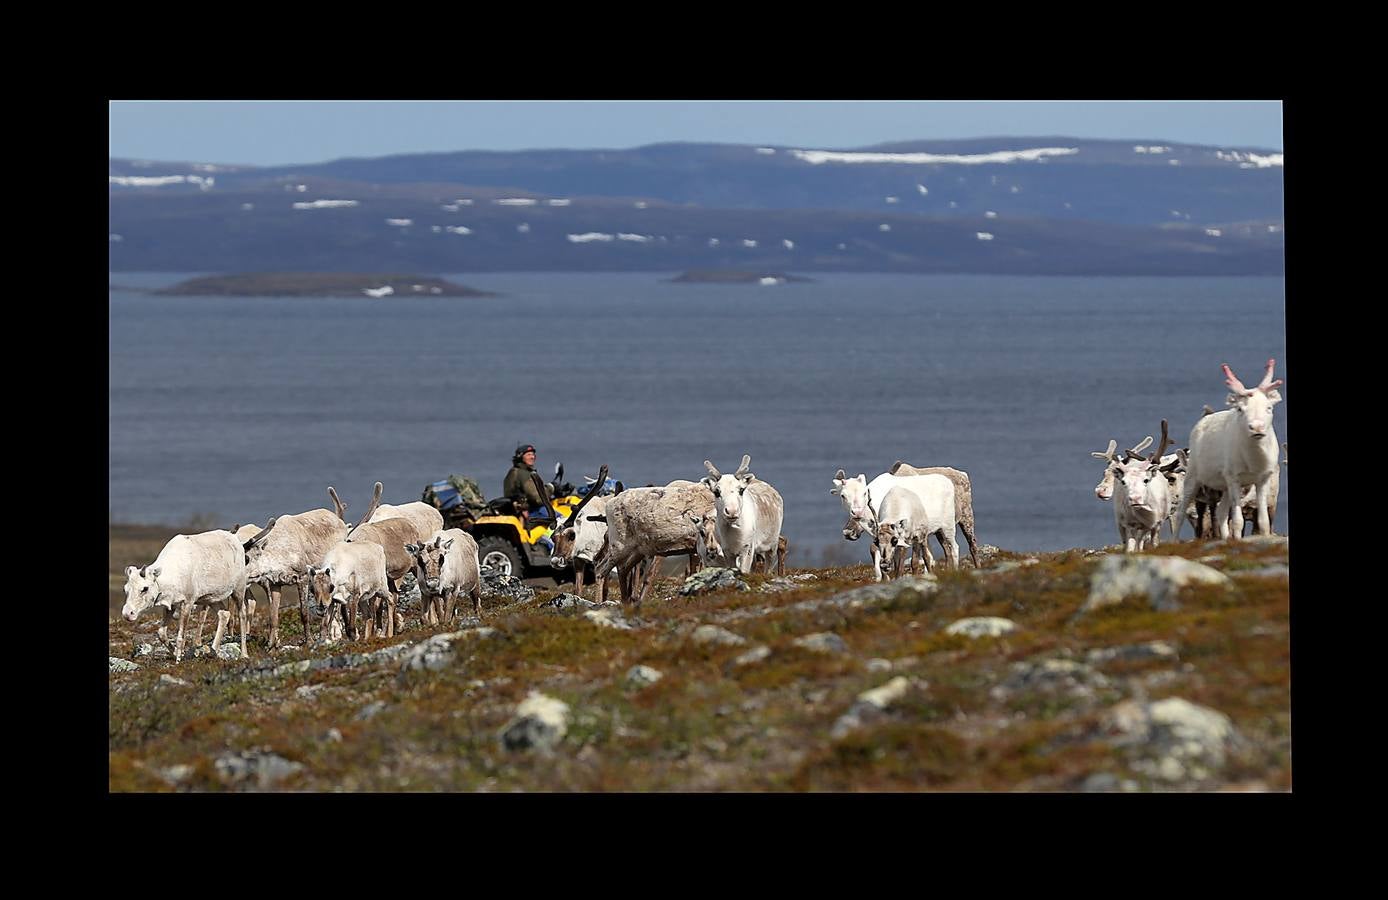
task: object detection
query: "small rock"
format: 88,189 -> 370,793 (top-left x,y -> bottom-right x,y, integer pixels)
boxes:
1102,696 -> 1241,784
399,628 -> 498,673
583,608 -> 634,630
691,624 -> 748,647
865,658 -> 893,673
679,567 -> 750,596
548,593 -> 597,609
132,642 -> 169,659
325,728 -> 343,743
793,632 -> 848,654
945,617 -> 1019,638
1080,772 -> 1140,792
109,657 -> 140,673
160,764 -> 194,785
158,674 -> 192,688
1086,641 -> 1179,665
992,657 -> 1110,700
832,676 -> 913,738
499,691 -> 571,752
214,750 -> 304,790
295,683 -> 326,700
481,573 -> 536,604
1081,555 -> 1232,614
355,701 -> 387,721
216,643 -> 243,660
733,645 -> 771,666
624,664 -> 664,689
826,577 -> 938,610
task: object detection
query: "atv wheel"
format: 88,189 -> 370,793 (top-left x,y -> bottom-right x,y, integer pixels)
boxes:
477,537 -> 524,578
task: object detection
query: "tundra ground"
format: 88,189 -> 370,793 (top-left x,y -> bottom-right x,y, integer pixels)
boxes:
109,523 -> 1291,792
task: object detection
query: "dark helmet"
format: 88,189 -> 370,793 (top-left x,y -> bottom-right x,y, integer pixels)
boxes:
513,443 -> 537,465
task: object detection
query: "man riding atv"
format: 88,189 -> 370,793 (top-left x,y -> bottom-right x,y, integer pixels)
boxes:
504,443 -> 556,551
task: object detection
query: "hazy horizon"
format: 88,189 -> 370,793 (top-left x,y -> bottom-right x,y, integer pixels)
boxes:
108,100 -> 1284,168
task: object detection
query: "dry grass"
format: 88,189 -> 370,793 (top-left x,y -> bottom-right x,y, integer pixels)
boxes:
108,526 -> 1292,792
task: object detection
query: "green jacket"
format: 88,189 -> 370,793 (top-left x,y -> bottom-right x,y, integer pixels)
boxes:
504,463 -> 548,509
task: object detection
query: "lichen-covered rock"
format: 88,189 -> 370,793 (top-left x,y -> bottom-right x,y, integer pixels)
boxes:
499,691 -> 571,752
216,643 -> 243,660
1100,697 -> 1242,785
355,700 -> 386,721
1086,641 -> 1179,665
132,642 -> 170,659
824,576 -> 938,611
691,624 -> 748,647
158,674 -> 192,688
733,645 -> 771,666
992,657 -> 1110,701
680,567 -> 750,596
109,657 -> 140,673
793,632 -> 848,654
945,617 -> 1019,638
1081,555 -> 1232,614
481,573 -> 535,604
625,664 -> 664,689
214,750 -> 304,790
548,593 -> 598,610
1237,564 -> 1289,579
865,658 -> 893,673
583,608 -> 634,630
399,628 -> 498,673
832,676 -> 914,738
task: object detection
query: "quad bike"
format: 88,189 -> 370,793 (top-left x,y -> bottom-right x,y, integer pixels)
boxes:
423,464 -> 609,580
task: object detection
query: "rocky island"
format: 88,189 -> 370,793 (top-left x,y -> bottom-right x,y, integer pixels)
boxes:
668,270 -> 815,285
146,273 -> 496,298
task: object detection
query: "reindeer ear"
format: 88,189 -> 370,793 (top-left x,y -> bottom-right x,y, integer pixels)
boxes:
405,543 -> 419,554
148,566 -> 162,580
856,474 -> 867,484
442,539 -> 454,550
126,565 -> 138,578
1264,389 -> 1282,404
1226,393 -> 1243,406
834,468 -> 846,481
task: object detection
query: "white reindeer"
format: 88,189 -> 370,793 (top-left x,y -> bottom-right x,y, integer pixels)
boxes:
872,486 -> 956,578
831,468 -> 956,581
1181,359 -> 1284,540
1106,420 -> 1182,552
122,530 -> 250,662
702,456 -> 785,576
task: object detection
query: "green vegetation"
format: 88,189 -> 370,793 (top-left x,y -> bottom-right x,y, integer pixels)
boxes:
108,532 -> 1291,792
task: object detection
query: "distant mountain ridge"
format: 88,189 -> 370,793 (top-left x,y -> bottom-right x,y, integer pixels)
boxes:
109,137 -> 1284,276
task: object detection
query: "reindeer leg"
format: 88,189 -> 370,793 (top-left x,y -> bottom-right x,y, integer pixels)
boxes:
268,586 -> 282,649
195,606 -> 209,648
962,523 -> 981,570
213,606 -> 229,653
236,584 -> 248,658
174,601 -> 192,663
573,565 -> 586,599
1255,480 -> 1272,535
636,555 -> 661,607
777,536 -> 787,576
1222,479 -> 1242,540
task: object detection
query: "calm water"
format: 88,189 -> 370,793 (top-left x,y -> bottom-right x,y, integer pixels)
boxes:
109,273 -> 1289,560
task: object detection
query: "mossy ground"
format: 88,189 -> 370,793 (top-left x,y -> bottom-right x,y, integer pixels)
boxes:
108,528 -> 1291,792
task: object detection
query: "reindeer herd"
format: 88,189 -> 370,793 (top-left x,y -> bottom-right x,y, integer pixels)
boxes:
118,360 -> 1286,663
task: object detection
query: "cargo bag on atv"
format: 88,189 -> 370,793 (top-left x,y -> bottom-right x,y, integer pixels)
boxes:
423,475 -> 489,516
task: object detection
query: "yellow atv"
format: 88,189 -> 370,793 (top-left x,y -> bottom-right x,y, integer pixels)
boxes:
430,465 -> 591,580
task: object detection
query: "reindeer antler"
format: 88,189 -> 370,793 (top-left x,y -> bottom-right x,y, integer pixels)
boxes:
734,454 -> 752,477
562,464 -> 607,525
1091,440 -> 1119,462
703,460 -> 722,479
1258,358 -> 1283,392
244,517 -> 277,549
1223,363 -> 1251,395
348,482 -> 384,539
1152,419 -> 1171,464
327,486 -> 347,521
1125,435 -> 1154,462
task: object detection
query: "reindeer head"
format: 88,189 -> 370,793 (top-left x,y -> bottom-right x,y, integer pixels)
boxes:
121,564 -> 164,621
304,566 -> 336,611
1111,421 -> 1176,523
686,508 -> 724,564
1223,359 -> 1284,439
407,537 -> 452,594
703,456 -> 755,525
241,518 -> 278,582
1091,436 -> 1153,500
831,469 -> 874,530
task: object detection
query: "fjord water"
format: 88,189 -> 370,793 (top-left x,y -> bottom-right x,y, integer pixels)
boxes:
109,273 -> 1288,561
